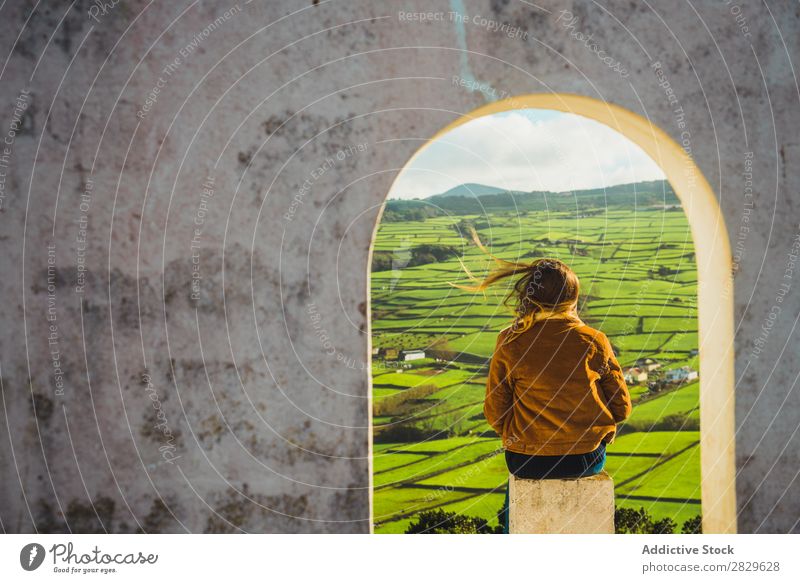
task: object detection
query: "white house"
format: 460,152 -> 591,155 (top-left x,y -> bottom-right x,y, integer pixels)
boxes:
400,349 -> 425,361
635,357 -> 662,372
623,367 -> 648,384
665,366 -> 698,383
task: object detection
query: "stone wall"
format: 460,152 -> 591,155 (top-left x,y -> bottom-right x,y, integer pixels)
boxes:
509,473 -> 615,534
0,0 -> 797,533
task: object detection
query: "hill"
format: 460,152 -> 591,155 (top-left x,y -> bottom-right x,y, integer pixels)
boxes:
428,183 -> 525,199
384,180 -> 680,221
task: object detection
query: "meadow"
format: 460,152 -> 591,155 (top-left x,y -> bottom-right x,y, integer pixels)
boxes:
371,188 -> 701,533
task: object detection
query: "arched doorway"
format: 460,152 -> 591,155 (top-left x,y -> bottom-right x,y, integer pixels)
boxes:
367,94 -> 735,534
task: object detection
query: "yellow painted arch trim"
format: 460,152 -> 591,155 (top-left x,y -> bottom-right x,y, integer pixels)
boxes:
371,93 -> 736,534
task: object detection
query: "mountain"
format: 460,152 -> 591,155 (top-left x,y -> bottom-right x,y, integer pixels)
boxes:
428,183 -> 525,199
552,180 -> 672,198
383,180 -> 680,221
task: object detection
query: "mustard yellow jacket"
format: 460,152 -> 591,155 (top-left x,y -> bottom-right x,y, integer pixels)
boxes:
484,318 -> 632,456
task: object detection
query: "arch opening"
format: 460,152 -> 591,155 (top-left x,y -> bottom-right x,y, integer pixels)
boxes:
367,94 -> 735,534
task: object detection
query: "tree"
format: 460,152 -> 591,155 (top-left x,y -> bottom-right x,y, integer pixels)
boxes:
615,506 -> 652,534
405,505 -> 694,535
405,509 -> 496,534
496,503 -> 507,534
371,251 -> 394,272
615,506 -> 678,534
681,515 -> 702,534
651,517 -> 678,534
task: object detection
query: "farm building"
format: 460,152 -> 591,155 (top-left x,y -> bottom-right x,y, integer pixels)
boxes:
635,357 -> 662,372
665,367 -> 699,383
623,367 -> 648,384
400,349 -> 426,361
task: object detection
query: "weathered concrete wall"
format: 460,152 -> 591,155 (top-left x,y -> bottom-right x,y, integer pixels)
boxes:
0,0 -> 797,533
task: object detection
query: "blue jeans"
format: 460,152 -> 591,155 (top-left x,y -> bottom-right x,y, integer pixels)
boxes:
500,443 -> 606,533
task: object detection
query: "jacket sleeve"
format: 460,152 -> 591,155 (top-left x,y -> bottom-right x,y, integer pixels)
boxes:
484,333 -> 514,436
596,333 -> 632,423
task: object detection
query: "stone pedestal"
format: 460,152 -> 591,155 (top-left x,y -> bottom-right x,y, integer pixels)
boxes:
508,471 -> 615,534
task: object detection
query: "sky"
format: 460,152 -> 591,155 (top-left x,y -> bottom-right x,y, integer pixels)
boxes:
387,109 -> 666,200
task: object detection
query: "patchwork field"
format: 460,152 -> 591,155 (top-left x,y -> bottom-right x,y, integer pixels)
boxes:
371,194 -> 701,533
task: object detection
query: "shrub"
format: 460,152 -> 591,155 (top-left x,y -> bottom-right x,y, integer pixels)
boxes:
371,251 -> 394,272
681,515 -> 702,534
615,506 -> 677,534
496,504 -> 507,534
372,424 -> 442,444
408,244 -> 458,265
372,383 -> 439,417
405,509 -> 501,534
405,505 -> 693,534
615,507 -> 651,533
651,517 -> 678,534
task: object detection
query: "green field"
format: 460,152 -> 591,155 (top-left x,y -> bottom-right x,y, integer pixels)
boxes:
371,185 -> 701,533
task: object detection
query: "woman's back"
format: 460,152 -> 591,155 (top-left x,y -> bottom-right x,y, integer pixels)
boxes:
484,318 -> 631,456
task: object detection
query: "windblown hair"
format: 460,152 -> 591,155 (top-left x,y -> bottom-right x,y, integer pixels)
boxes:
451,227 -> 583,345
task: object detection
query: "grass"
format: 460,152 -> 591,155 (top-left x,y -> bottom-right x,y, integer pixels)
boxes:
624,382 -> 699,426
371,204 -> 701,533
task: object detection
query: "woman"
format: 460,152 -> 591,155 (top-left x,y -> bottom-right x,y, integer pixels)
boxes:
455,239 -> 631,532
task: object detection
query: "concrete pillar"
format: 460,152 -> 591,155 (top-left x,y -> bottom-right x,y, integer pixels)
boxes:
508,471 -> 615,534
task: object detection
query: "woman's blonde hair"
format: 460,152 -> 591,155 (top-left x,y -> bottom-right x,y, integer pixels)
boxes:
451,227 -> 583,345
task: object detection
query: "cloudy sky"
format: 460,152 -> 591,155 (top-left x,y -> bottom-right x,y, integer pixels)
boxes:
388,109 -> 666,200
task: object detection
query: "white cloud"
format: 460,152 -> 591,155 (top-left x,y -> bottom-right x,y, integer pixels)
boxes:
388,109 -> 666,199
